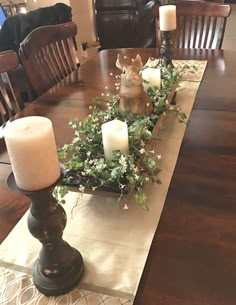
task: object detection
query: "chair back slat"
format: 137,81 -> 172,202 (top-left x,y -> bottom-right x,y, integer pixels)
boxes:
203,16 -> 211,48
0,51 -> 24,126
209,17 -> 217,49
0,78 -> 14,113
152,0 -> 231,50
187,17 -> 193,48
182,16 -> 187,48
176,17 -> 181,47
61,40 -> 74,74
19,22 -> 80,97
56,40 -> 68,77
63,40 -> 74,74
198,16 -> 204,48
47,45 -> 61,83
40,48 -> 54,85
38,49 -> 54,86
0,98 -> 7,118
51,43 -> 65,79
69,38 -> 80,68
193,16 -> 199,48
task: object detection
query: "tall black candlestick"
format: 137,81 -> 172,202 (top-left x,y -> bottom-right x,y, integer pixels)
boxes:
159,31 -> 174,67
7,165 -> 84,296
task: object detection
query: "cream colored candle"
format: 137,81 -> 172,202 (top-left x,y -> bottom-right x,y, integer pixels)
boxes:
4,116 -> 60,191
102,119 -> 129,160
159,5 -> 176,31
142,67 -> 161,91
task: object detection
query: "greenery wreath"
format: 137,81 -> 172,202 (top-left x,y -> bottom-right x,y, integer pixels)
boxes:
56,57 -> 196,210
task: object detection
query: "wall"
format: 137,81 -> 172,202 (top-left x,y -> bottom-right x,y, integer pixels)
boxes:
26,0 -> 70,11
70,0 -> 97,43
1,0 -> 26,4
25,0 -> 97,44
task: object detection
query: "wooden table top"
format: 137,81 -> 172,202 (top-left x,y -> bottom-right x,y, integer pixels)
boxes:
1,48 -> 236,305
0,163 -> 30,243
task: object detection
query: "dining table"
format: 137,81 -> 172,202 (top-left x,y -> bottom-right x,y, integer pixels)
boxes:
1,47 -> 236,305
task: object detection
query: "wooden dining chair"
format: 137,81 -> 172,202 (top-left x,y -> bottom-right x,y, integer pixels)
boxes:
19,22 -> 80,97
0,50 -> 24,126
152,0 -> 231,49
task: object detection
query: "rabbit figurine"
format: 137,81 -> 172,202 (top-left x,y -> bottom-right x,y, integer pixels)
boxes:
116,54 -> 153,115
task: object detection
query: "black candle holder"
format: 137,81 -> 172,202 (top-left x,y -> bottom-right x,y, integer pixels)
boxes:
7,165 -> 84,296
159,31 -> 174,67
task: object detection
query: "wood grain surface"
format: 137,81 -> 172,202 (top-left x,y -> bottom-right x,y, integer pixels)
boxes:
0,164 -> 30,244
0,48 -> 236,305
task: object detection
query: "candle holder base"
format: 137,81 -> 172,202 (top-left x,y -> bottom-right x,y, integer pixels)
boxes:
33,248 -> 84,296
7,165 -> 85,296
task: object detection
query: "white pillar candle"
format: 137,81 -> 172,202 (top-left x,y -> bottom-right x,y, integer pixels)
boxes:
102,119 -> 129,160
159,5 -> 176,31
4,116 -> 61,191
142,67 -> 161,91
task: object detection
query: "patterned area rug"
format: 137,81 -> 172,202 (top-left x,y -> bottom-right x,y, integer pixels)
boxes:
0,267 -> 131,305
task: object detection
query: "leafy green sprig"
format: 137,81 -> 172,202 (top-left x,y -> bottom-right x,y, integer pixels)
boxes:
57,61 -> 194,210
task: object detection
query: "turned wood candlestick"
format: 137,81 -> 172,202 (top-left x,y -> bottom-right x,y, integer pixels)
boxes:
7,165 -> 84,296
160,31 -> 174,67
